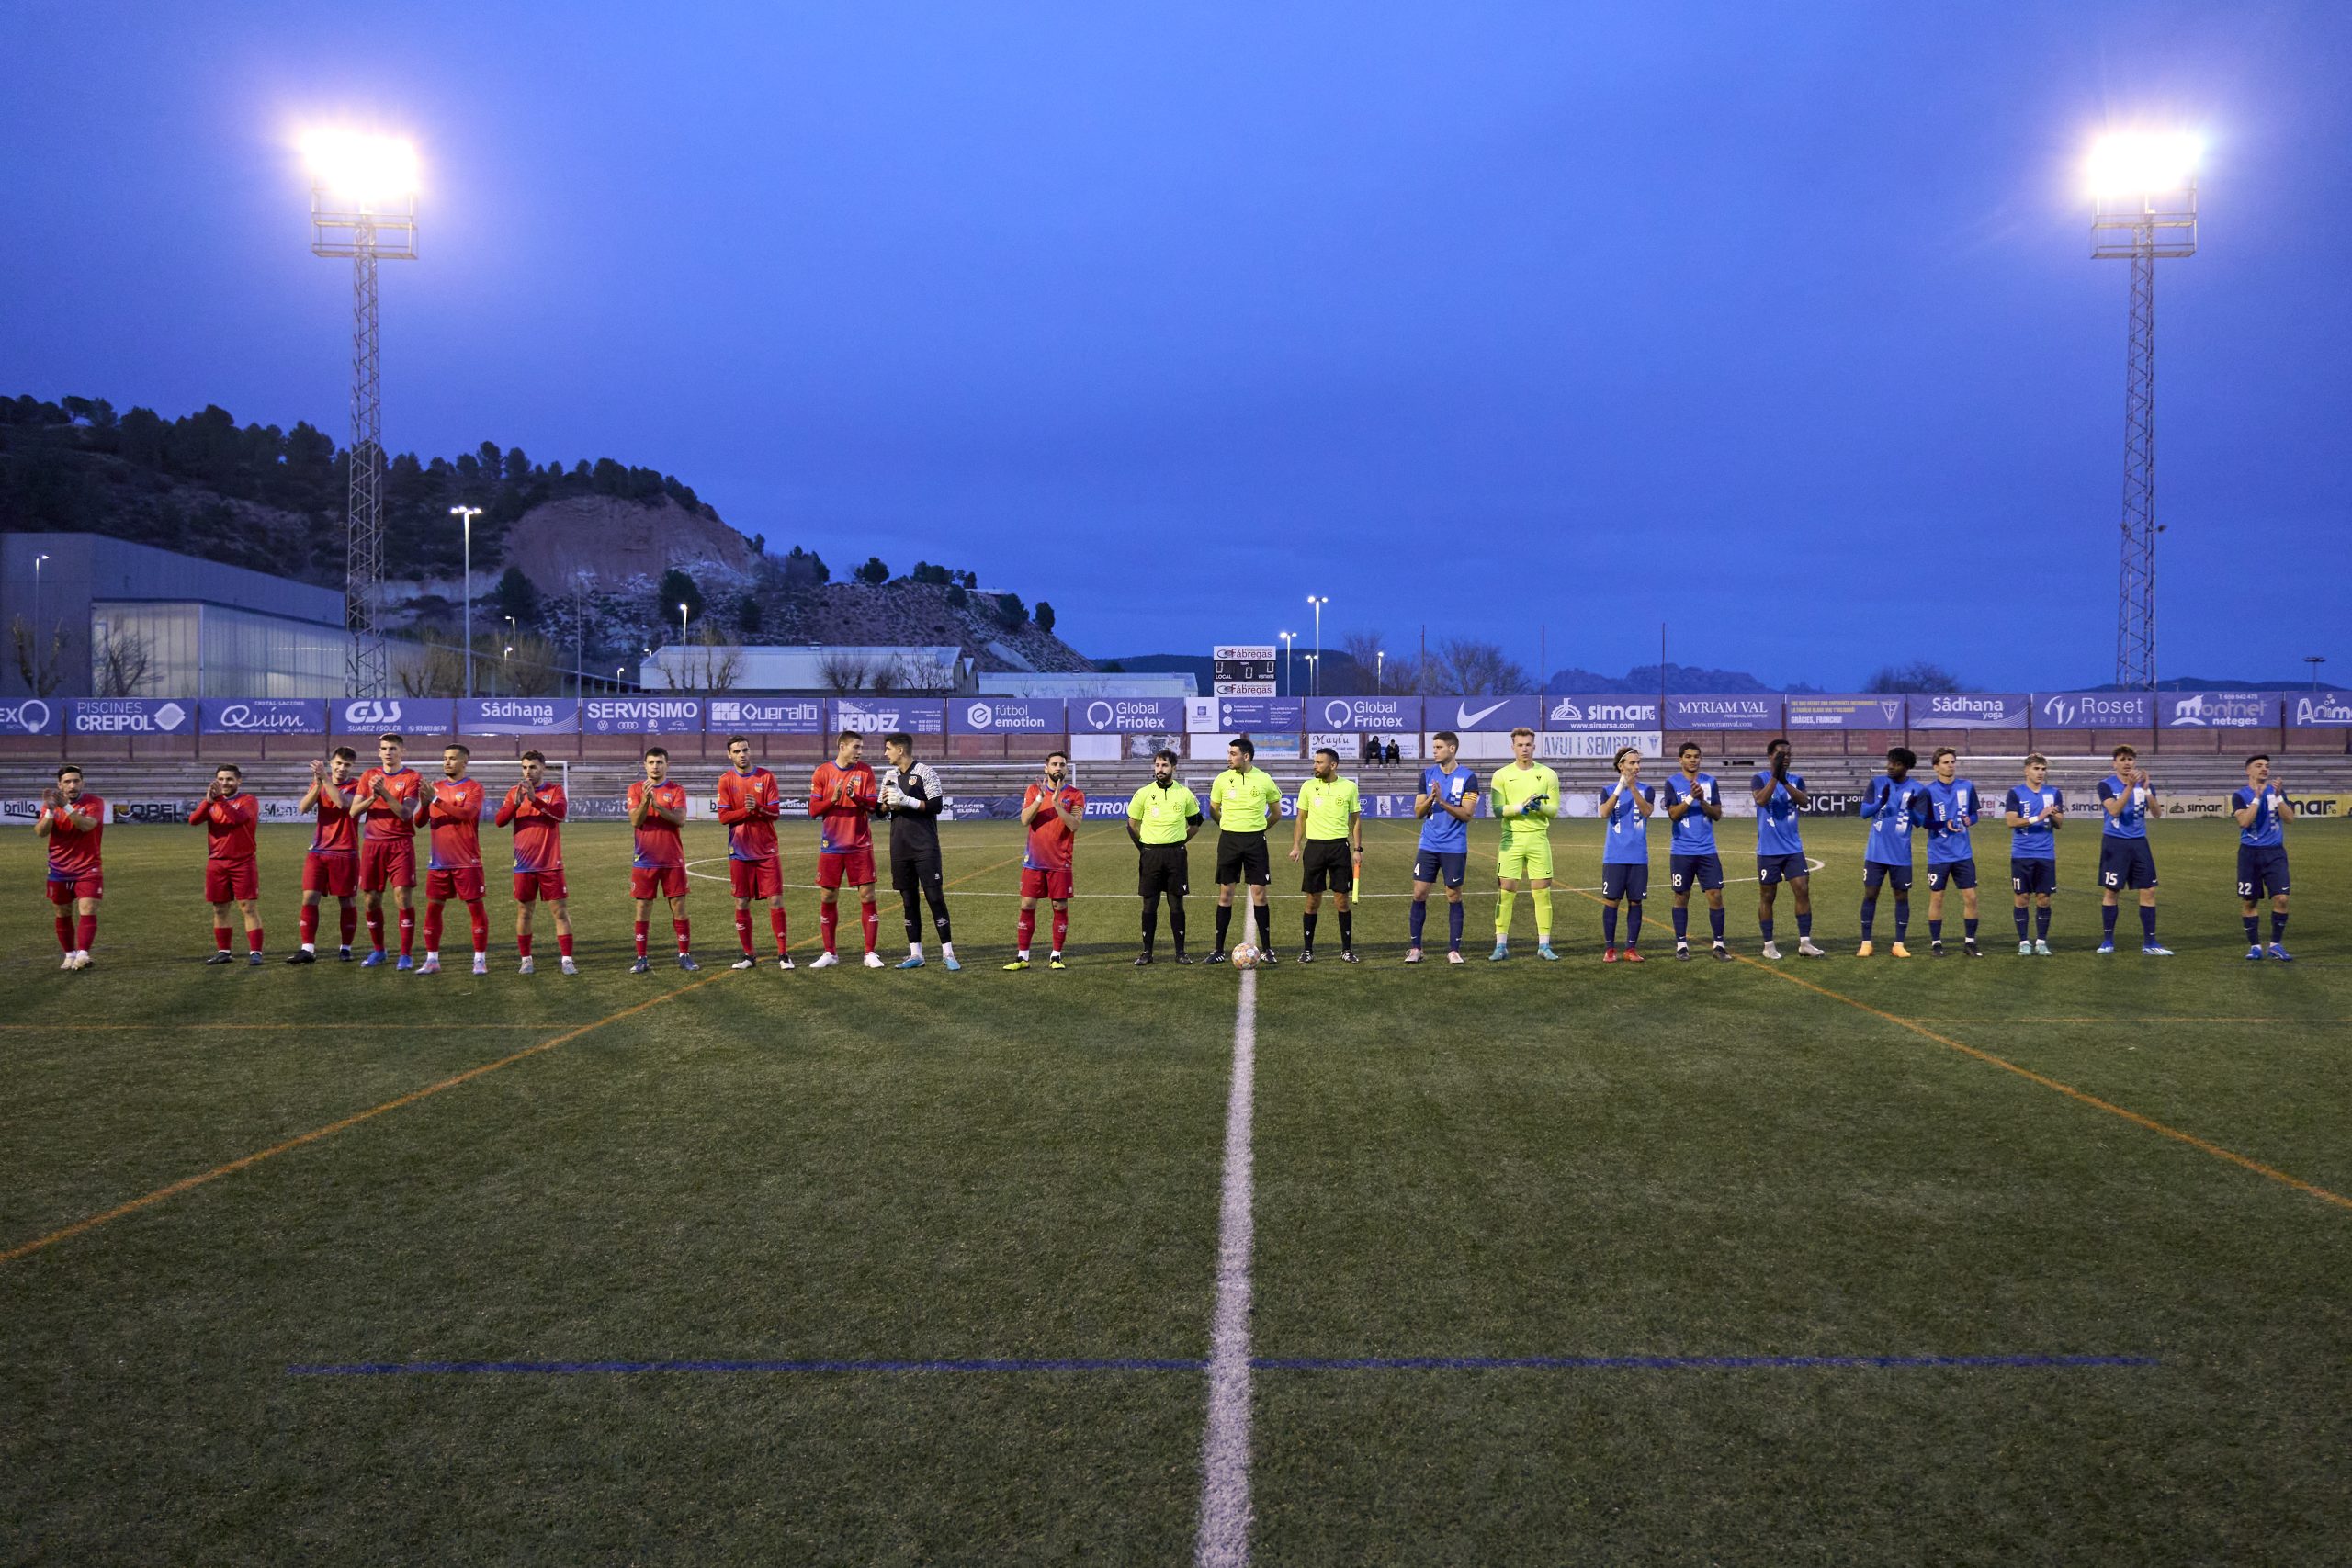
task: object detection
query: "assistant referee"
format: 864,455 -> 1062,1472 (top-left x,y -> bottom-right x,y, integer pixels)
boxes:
1126,748 -> 1204,965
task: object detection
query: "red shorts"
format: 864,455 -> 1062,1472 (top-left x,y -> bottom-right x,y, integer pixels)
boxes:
426,866 -> 486,903
729,858 -> 783,899
360,838 -> 416,891
631,864 -> 689,900
205,861 -> 260,904
47,874 -> 101,904
1020,866 -> 1075,901
816,848 -> 876,889
513,869 -> 569,904
303,852 -> 358,897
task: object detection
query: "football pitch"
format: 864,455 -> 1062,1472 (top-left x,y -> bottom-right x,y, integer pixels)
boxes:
4,818 -> 2348,1564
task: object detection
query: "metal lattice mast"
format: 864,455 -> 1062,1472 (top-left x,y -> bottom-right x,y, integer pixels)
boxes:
2116,238 -> 2157,690
345,220 -> 388,696
307,134 -> 417,699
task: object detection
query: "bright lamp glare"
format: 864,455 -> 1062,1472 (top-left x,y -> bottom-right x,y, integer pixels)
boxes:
302,130 -> 418,204
2087,131 -> 2201,197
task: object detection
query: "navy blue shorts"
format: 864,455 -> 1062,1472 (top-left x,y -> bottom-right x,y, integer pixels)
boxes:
1927,858 -> 1977,892
1601,862 -> 1648,901
2010,858 -> 2056,897
1862,860 -> 1913,896
1412,849 -> 1468,889
1757,852 -> 1808,886
2236,844 -> 2290,900
1669,853 -> 1724,894
2098,836 -> 2158,891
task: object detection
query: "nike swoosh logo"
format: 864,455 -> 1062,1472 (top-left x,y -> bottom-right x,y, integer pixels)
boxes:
1456,700 -> 1508,727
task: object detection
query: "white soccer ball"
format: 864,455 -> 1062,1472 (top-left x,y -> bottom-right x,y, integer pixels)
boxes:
1230,943 -> 1261,969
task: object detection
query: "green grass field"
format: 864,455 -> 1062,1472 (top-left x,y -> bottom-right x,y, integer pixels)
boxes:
3,816 -> 2348,1564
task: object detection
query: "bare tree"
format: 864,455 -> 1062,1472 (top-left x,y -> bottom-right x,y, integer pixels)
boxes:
1426,637 -> 1528,696
817,649 -> 875,693
505,634 -> 566,697
10,615 -> 68,696
659,627 -> 746,693
93,626 -> 156,697
395,632 -> 466,697
1865,660 -> 1963,694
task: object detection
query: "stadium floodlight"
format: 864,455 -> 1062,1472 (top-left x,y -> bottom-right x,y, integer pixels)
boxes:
1375,649 -> 1385,694
678,602 -> 690,645
310,130 -> 419,698
2309,655 -> 2328,691
449,505 -> 482,697
2088,128 -> 2200,692
1278,630 -> 1295,696
31,552 -> 49,645
1306,595 -> 1329,696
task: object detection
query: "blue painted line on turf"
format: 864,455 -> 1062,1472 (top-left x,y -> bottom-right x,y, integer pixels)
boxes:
288,1350 -> 2154,1377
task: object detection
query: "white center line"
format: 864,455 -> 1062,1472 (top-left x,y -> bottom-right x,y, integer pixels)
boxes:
1195,931 -> 1261,1568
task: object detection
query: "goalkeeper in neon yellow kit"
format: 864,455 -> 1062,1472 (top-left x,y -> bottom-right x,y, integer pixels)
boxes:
1487,726 -> 1560,961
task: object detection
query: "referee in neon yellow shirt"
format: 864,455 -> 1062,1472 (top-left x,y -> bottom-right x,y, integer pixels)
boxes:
1207,736 -> 1285,964
1125,748 -> 1204,964
1487,726 -> 1561,960
1288,746 -> 1362,962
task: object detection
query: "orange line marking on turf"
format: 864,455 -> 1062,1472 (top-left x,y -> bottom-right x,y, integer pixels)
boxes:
0,975 -> 727,1265
1907,1018 -> 2324,1026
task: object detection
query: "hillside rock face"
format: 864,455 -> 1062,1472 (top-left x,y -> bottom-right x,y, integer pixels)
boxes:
503,495 -> 759,594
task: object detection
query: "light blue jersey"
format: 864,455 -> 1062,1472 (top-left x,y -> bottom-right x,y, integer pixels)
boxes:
1751,771 -> 1805,857
2233,786 -> 2288,849
2097,773 -> 2150,839
1662,772 -> 1717,856
1417,763 -> 1477,853
2005,784 -> 2063,860
1922,778 -> 1980,865
1601,780 -> 1654,864
1861,775 -> 1927,866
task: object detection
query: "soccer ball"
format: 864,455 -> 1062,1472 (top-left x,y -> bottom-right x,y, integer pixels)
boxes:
1230,943 -> 1261,969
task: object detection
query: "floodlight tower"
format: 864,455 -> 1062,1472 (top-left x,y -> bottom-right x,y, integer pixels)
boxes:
2089,131 -> 2199,692
306,131 -> 419,698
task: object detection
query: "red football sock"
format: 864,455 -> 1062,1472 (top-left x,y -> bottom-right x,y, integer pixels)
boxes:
367,908 -> 385,952
1051,908 -> 1068,953
55,914 -> 73,953
247,926 -> 265,954
517,931 -> 533,958
860,901 -> 878,953
820,904 -> 838,953
424,905 -> 444,952
467,901 -> 488,954
770,905 -> 787,956
76,913 -> 96,952
673,919 -> 692,954
299,905 -> 319,945
734,909 -> 755,955
397,909 -> 415,956
557,931 -> 573,958
1015,908 -> 1035,953
212,924 -> 232,953
634,919 -> 650,958
340,905 -> 357,946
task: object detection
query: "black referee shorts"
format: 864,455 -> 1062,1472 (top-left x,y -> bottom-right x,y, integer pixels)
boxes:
1215,831 -> 1272,887
1300,838 -> 1351,893
1136,842 -> 1189,897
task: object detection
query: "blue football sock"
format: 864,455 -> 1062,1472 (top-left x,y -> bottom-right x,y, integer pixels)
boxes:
1893,901 -> 1909,940
2273,912 -> 2289,940
1409,899 -> 1426,944
1672,907 -> 1689,941
2036,905 -> 2050,939
1796,912 -> 1812,938
1758,918 -> 1774,942
1447,901 -> 1464,948
1603,906 -> 1618,945
2014,907 -> 2030,940
1859,898 -> 1876,940
2140,905 -> 2156,941
2244,915 -> 2260,944
1963,918 -> 1977,940
1627,904 -> 1644,944
2102,904 -> 2119,939
1928,919 -> 1943,942
1709,907 -> 1724,941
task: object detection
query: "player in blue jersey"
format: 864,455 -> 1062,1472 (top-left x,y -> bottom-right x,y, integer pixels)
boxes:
2002,753 -> 2064,955
1407,730 -> 1479,964
1599,745 -> 1655,962
1660,741 -> 1728,962
1749,738 -> 1825,961
2096,743 -> 2168,954
2231,753 -> 2294,961
1857,747 -> 1928,957
1921,747 -> 1984,958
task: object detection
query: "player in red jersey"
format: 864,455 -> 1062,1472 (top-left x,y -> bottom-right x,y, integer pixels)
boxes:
189,762 -> 264,966
808,729 -> 882,968
628,745 -> 698,973
1005,750 -> 1084,970
37,763 -> 103,970
356,732 -> 424,968
288,745 -> 361,963
495,749 -> 575,975
714,733 -> 791,971
419,743 -> 489,976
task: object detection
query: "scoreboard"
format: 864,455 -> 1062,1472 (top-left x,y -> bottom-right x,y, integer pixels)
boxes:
1212,644 -> 1278,697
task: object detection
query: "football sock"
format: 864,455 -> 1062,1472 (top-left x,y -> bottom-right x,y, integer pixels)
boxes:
1447,901 -> 1464,948
1337,909 -> 1352,948
75,913 -> 95,952
1929,919 -> 1943,942
468,902 -> 489,954
367,909 -> 385,952
2139,906 -> 2156,942
397,910 -> 415,957
557,932 -> 574,959
1050,908 -> 1067,953
1963,918 -> 1978,941
900,890 -> 922,945
673,919 -> 692,954
634,919 -> 650,958
1215,904 -> 1233,949
300,906 -> 320,947
1532,888 -> 1550,942
820,904 -> 839,954
1602,906 -> 1618,946
1302,910 -> 1318,953
1859,897 -> 1876,940
247,925 -> 264,954
1408,899 -> 1427,945
860,900 -> 879,953
1709,907 -> 1725,942
518,932 -> 533,958
1016,908 -> 1035,955
1796,912 -> 1813,938
1758,917 -> 1774,942
340,906 -> 357,946
1166,897 -> 1185,947
736,910 -> 756,955
2101,904 -> 2119,940
1672,907 -> 1689,942
55,914 -> 73,953
2036,905 -> 2051,940
2015,906 -> 2031,940
1495,889 -> 1517,942
2273,912 -> 2289,941
925,883 -> 953,943
1893,901 -> 1909,941
2244,915 -> 2260,944
213,924 -> 232,953
1627,903 -> 1644,944
772,906 -> 789,955
424,906 -> 443,952
1141,892 -> 1159,953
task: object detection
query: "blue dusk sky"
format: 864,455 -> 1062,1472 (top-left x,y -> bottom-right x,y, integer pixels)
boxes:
5,2 -> 2347,688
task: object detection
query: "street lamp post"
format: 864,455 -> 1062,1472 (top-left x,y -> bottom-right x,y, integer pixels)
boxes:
1376,649 -> 1385,695
308,130 -> 419,697
1278,631 -> 1295,696
1306,595 -> 1329,696
31,551 -> 49,661
448,505 -> 482,697
2089,130 -> 2200,692
2307,655 -> 2327,692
